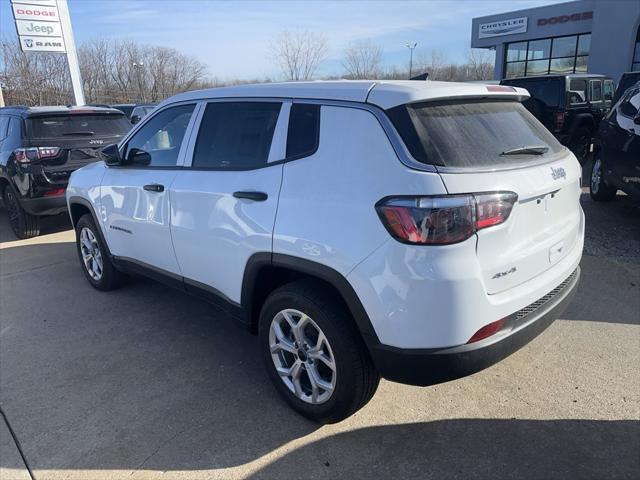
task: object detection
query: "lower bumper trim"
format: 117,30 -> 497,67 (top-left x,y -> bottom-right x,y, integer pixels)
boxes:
369,267 -> 580,386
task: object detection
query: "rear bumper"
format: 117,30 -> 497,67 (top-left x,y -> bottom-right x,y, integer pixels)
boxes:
368,267 -> 580,386
20,195 -> 67,216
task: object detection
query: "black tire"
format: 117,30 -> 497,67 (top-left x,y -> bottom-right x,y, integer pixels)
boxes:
259,279 -> 380,423
589,154 -> 617,201
2,184 -> 40,239
568,126 -> 592,165
75,213 -> 126,291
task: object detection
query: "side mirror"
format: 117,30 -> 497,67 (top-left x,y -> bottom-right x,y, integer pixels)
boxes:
126,148 -> 151,166
100,144 -> 122,166
131,114 -> 142,125
634,115 -> 640,126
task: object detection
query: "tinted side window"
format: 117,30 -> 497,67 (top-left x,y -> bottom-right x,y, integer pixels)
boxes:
0,116 -> 9,140
286,104 -> 320,158
603,80 -> 614,102
7,118 -> 22,145
590,81 -> 602,102
124,104 -> 195,167
568,79 -> 587,105
192,102 -> 281,169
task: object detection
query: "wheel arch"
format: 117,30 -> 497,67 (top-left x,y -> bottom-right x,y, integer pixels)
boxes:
67,196 -> 112,256
242,253 -> 380,349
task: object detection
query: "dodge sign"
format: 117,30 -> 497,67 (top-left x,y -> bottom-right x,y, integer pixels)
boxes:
479,17 -> 528,38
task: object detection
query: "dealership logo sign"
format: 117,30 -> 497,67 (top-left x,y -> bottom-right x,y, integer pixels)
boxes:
479,17 -> 528,38
20,36 -> 65,53
537,11 -> 593,26
11,1 -> 66,53
16,19 -> 63,37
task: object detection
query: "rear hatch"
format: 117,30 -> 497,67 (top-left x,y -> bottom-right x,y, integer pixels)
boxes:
25,111 -> 131,184
387,98 -> 582,294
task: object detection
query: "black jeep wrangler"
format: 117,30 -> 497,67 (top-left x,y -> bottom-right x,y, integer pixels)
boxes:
501,74 -> 615,163
0,106 -> 131,239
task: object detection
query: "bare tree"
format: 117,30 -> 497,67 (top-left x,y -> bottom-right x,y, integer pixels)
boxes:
270,30 -> 328,81
342,40 -> 383,79
1,36 -> 209,106
465,48 -> 494,81
415,49 -> 447,80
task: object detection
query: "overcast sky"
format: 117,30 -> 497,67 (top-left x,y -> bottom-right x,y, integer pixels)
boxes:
1,0 -> 569,80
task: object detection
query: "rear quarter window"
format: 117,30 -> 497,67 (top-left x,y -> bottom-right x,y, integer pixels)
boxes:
387,99 -> 564,169
286,103 -> 320,158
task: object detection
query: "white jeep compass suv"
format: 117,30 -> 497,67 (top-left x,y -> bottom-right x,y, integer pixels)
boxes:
67,81 -> 584,423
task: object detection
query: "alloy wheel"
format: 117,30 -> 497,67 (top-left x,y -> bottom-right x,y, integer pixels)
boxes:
79,227 -> 103,281
269,308 -> 337,404
591,158 -> 602,194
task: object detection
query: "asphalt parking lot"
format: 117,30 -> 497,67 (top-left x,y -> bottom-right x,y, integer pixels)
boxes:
1,189 -> 639,480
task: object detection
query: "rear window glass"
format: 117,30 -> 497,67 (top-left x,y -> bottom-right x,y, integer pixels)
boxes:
501,78 -> 563,107
387,100 -> 563,168
27,114 -> 131,138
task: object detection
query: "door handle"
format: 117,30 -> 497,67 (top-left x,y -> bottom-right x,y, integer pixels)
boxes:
143,184 -> 164,192
233,191 -> 268,201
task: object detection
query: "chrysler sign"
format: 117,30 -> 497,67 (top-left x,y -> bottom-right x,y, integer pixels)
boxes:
479,17 -> 528,38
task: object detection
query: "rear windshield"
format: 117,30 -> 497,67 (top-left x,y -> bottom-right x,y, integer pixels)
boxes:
27,114 -> 131,138
387,100 -> 563,168
501,78 -> 564,107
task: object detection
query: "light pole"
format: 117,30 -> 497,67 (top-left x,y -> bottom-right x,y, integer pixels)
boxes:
405,42 -> 417,79
133,62 -> 145,102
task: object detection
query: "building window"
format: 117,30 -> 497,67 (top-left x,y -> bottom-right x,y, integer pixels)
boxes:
504,33 -> 591,78
633,26 -> 640,71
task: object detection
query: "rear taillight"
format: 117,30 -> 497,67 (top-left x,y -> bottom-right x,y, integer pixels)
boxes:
376,192 -> 517,245
554,111 -> 566,131
13,147 -> 61,164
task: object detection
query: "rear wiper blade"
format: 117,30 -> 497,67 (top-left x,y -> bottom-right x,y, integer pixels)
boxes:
500,145 -> 549,156
63,131 -> 95,136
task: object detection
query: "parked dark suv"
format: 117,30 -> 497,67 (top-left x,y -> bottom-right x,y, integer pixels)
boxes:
590,81 -> 640,201
501,74 -> 615,163
0,106 -> 131,238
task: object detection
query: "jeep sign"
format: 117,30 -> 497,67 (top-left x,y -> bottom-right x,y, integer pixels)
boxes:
16,19 -> 63,37
479,16 -> 528,38
20,35 -> 66,53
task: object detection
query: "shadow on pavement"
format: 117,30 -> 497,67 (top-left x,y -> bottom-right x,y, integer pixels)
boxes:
562,255 -> 640,325
248,419 -> 639,480
1,241 -> 318,471
0,211 -> 71,243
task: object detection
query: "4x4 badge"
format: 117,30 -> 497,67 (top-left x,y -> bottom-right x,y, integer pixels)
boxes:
550,166 -> 566,180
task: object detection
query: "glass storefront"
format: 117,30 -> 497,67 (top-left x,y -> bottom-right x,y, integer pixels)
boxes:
505,33 -> 591,78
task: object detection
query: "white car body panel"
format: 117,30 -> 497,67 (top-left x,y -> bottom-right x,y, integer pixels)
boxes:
273,105 -> 447,276
67,80 -> 584,356
439,150 -> 583,295
100,168 -> 182,274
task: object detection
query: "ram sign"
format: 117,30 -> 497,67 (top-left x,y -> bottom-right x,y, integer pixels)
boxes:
479,17 -> 528,38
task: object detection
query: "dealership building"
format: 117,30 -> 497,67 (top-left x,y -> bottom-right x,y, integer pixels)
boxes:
471,0 -> 640,82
